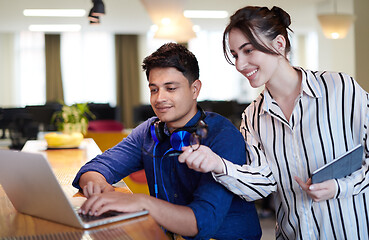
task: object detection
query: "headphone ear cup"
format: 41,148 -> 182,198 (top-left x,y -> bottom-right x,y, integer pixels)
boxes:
170,130 -> 191,151
151,120 -> 166,143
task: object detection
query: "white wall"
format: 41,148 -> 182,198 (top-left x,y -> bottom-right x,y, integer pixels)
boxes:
354,0 -> 369,91
315,0 -> 356,77
0,33 -> 17,107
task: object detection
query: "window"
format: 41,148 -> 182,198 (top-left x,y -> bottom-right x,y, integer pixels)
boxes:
61,32 -> 116,106
16,31 -> 46,106
189,31 -> 260,103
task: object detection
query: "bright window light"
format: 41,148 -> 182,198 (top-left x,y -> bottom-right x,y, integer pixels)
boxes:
23,9 -> 86,17
183,10 -> 228,19
29,24 -> 82,32
61,32 -> 116,106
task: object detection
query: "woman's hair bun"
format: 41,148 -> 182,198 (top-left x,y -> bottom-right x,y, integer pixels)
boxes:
271,6 -> 291,28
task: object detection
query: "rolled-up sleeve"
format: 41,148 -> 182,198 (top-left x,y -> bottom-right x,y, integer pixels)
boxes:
72,121 -> 148,189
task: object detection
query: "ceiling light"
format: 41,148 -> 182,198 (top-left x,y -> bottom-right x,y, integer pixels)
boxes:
90,0 -> 105,16
154,20 -> 196,43
192,25 -> 201,33
29,24 -> 82,32
317,0 -> 355,39
318,14 -> 355,39
88,9 -> 100,24
183,10 -> 228,19
161,18 -> 171,25
140,0 -> 196,42
89,16 -> 100,24
23,9 -> 86,17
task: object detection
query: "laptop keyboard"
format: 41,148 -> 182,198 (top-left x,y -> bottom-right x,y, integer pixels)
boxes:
78,211 -> 123,222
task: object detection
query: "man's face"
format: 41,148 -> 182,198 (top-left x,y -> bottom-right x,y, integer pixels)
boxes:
148,67 -> 199,130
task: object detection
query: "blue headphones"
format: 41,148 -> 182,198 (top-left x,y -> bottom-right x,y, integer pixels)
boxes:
150,107 -> 208,201
150,107 -> 207,152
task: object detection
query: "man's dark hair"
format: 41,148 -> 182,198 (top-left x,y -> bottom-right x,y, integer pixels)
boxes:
142,43 -> 199,84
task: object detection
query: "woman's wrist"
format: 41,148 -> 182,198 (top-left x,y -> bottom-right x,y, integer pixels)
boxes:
213,156 -> 226,174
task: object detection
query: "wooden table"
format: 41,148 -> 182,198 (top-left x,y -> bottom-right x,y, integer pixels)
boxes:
0,139 -> 168,239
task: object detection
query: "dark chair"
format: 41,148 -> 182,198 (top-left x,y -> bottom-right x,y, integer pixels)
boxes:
133,104 -> 155,126
8,113 -> 39,149
25,103 -> 62,131
0,108 -> 27,139
88,103 -> 120,121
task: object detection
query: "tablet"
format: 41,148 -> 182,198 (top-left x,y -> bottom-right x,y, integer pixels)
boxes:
311,144 -> 364,184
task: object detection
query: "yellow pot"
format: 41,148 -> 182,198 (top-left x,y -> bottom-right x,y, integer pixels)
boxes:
44,132 -> 84,148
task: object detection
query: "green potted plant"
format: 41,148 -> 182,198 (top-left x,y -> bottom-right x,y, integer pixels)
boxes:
52,102 -> 95,135
45,103 -> 95,148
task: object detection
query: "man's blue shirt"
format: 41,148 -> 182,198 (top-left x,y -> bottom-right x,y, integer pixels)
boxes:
73,110 -> 261,239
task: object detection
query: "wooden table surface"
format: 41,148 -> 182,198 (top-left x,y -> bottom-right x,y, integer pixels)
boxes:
0,139 -> 168,240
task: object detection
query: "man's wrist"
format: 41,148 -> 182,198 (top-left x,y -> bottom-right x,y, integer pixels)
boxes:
79,171 -> 106,188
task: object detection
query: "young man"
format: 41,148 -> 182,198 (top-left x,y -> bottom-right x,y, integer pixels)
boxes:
72,43 -> 261,240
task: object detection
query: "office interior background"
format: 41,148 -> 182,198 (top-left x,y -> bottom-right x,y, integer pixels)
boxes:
0,0 -> 368,130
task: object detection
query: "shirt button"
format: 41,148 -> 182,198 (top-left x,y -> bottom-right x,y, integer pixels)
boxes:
174,193 -> 178,198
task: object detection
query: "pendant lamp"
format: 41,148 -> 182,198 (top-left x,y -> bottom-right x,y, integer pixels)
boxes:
140,0 -> 196,43
317,0 -> 355,39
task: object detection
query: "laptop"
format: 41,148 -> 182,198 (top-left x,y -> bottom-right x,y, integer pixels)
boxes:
0,149 -> 148,229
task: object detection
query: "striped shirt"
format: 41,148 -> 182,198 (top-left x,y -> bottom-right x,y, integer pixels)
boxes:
215,67 -> 369,239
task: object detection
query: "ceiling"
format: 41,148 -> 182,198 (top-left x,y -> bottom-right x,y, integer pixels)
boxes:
0,0 -> 331,34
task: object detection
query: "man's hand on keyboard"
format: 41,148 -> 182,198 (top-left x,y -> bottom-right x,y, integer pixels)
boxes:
79,171 -> 114,198
78,191 -> 145,216
83,180 -> 114,198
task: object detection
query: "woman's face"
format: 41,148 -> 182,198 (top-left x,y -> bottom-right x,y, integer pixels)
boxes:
228,28 -> 281,89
